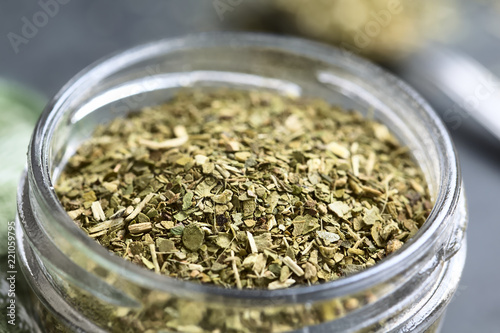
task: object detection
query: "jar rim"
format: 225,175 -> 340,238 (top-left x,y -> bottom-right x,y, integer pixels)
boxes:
27,32 -> 461,301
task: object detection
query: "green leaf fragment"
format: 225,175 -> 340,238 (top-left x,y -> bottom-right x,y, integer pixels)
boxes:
182,224 -> 205,251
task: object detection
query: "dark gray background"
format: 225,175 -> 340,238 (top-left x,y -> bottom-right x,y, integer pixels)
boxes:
1,1 -> 499,332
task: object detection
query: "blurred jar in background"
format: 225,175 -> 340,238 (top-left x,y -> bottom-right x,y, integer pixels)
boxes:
229,0 -> 460,62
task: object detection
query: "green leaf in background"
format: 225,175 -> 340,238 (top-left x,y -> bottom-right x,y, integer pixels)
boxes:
0,81 -> 45,332
0,80 -> 45,255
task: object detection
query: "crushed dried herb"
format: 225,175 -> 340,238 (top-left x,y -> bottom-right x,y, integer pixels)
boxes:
55,90 -> 432,290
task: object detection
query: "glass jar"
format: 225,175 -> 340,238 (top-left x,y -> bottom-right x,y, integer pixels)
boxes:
16,33 -> 467,333
0,80 -> 44,251
0,81 -> 45,333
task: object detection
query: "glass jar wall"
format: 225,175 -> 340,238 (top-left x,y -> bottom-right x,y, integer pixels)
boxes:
16,33 -> 467,333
